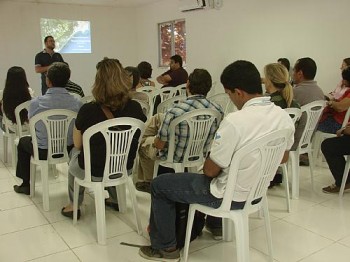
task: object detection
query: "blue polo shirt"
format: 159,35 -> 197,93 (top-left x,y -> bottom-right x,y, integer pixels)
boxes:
29,87 -> 82,149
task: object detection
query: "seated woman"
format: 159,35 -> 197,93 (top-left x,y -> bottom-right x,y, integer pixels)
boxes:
318,67 -> 350,134
137,61 -> 155,87
326,58 -> 350,101
125,66 -> 149,103
1,66 -> 32,131
61,58 -> 147,219
264,63 -> 300,187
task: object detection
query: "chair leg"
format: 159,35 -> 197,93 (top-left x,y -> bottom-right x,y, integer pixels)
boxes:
262,199 -> 274,262
73,181 -> 80,225
308,151 -> 315,189
281,164 -> 291,212
182,206 -> 196,262
11,139 -> 16,168
41,164 -> 50,211
94,184 -> 107,245
312,132 -> 322,166
290,151 -> 299,199
127,176 -> 142,234
30,162 -> 36,198
234,215 -> 249,262
116,184 -> 127,213
3,135 -> 8,163
223,217 -> 234,242
340,156 -> 350,197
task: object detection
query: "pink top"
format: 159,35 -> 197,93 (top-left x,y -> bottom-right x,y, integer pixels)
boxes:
330,80 -> 350,100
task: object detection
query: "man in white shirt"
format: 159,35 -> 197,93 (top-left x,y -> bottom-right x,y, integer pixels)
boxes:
139,60 -> 295,262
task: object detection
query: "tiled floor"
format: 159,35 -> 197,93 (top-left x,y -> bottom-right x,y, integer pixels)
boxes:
1,147 -> 350,262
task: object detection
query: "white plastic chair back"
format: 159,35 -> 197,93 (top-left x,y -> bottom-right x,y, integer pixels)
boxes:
173,85 -> 187,96
15,100 -> 31,138
284,107 -> 302,124
30,109 -> 77,163
133,99 -> 150,119
183,129 -> 290,262
154,109 -> 222,175
2,112 -> 17,165
73,117 -> 145,245
80,95 -> 94,104
208,93 -> 236,115
298,100 -> 325,154
153,87 -> 178,104
156,95 -> 186,114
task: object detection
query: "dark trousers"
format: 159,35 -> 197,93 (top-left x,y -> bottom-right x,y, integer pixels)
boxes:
16,136 -> 47,184
321,135 -> 350,187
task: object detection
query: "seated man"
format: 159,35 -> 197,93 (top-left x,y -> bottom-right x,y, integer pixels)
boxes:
156,55 -> 188,88
136,68 -> 224,193
138,60 -> 295,261
321,125 -> 350,193
13,62 -> 82,195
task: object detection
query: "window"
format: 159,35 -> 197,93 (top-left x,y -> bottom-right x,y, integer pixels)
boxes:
158,19 -> 186,67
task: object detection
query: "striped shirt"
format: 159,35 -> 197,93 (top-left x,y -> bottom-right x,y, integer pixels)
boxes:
158,95 -> 224,162
65,80 -> 85,98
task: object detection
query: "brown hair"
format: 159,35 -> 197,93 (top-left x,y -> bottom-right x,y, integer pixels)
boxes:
92,58 -> 131,110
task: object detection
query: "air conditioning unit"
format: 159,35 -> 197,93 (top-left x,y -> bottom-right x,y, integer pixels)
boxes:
179,0 -> 207,12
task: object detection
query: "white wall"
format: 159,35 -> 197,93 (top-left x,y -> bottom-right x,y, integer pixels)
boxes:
0,1 -> 137,96
136,0 -> 350,95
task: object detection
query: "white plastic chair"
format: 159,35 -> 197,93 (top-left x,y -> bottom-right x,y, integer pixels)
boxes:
340,156 -> 350,197
80,95 -> 94,104
173,85 -> 187,96
290,100 -> 325,199
183,129 -> 290,262
280,108 -> 302,212
30,109 -> 77,211
313,107 -> 350,166
156,95 -> 186,114
15,100 -> 31,138
153,109 -> 222,177
208,93 -> 236,116
72,117 -> 145,245
2,113 -> 17,166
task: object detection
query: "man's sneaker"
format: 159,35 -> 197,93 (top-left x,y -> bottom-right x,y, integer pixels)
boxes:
139,246 -> 180,261
135,181 -> 151,194
322,183 -> 350,194
206,226 -> 223,240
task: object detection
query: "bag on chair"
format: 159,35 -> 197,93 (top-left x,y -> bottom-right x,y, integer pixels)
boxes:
175,202 -> 205,249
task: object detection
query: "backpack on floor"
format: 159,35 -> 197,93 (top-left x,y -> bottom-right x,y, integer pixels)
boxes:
175,202 -> 205,249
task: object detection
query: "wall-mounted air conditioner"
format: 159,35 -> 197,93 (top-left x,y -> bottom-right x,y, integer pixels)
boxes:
179,0 -> 206,12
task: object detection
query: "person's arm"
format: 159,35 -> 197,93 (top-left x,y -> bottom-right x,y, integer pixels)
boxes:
281,151 -> 289,164
154,137 -> 166,149
73,126 -> 83,149
157,74 -> 172,85
328,97 -> 350,112
203,157 -> 222,178
336,125 -> 350,137
35,65 -> 49,74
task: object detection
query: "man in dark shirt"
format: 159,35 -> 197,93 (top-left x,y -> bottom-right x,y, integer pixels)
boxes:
157,54 -> 188,87
35,36 -> 64,95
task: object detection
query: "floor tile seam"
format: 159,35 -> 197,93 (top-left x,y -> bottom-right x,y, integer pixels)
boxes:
336,240 -> 350,249
23,248 -> 73,262
0,223 -> 51,237
184,240 -> 227,256
0,202 -> 34,211
279,218 -> 341,242
295,240 -> 336,262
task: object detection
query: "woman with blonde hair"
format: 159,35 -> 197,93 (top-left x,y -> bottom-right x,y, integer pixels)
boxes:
264,63 -> 300,109
61,58 -> 147,219
264,63 -> 300,187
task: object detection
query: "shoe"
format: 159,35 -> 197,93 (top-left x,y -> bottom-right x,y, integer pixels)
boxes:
13,184 -> 30,195
135,181 -> 151,193
61,207 -> 81,220
322,183 -> 350,194
105,199 -> 119,211
139,246 -> 180,261
206,226 -> 223,240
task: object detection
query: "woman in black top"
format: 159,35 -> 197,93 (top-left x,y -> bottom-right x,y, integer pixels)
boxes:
61,58 -> 146,219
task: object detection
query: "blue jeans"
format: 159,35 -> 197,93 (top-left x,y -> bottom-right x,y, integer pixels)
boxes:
149,172 -> 225,250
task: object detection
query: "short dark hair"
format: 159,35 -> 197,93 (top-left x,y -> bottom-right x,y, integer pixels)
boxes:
170,54 -> 183,67
125,66 -> 140,89
277,58 -> 290,71
220,60 -> 262,94
343,58 -> 350,67
342,67 -> 350,82
137,61 -> 152,79
44,35 -> 54,43
294,57 -> 317,80
47,62 -> 71,87
188,69 -> 212,96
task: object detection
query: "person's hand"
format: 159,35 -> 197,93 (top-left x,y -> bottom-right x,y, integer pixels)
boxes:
336,128 -> 344,137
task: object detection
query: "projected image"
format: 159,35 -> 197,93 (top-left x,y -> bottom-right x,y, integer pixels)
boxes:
40,18 -> 91,54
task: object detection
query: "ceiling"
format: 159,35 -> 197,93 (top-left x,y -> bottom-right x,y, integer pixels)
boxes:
0,0 -> 166,7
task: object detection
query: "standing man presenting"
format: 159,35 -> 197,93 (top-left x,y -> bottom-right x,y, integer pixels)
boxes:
35,36 -> 65,95
156,54 -> 188,88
